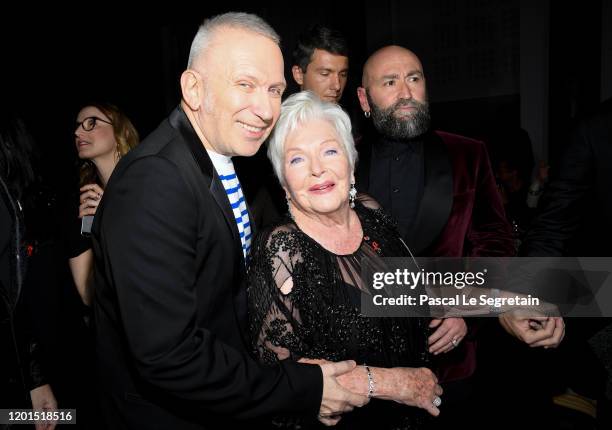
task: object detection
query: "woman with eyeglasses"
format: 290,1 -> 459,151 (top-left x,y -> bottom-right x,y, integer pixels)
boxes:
69,102 -> 139,305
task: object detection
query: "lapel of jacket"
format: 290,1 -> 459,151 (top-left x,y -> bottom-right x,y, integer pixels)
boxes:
408,131 -> 453,255
169,107 -> 245,268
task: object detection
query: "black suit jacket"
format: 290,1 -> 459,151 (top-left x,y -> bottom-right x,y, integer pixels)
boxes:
92,107 -> 322,429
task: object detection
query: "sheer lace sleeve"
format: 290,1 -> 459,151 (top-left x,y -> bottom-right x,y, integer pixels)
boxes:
247,224 -> 309,365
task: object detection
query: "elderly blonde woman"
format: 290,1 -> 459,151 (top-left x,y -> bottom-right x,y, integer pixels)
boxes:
247,91 -> 441,429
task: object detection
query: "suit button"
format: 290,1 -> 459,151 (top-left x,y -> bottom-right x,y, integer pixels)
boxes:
393,187 -> 400,193
394,156 -> 400,161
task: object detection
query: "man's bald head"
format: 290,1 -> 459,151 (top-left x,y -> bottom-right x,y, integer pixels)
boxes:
361,45 -> 423,88
356,45 -> 430,140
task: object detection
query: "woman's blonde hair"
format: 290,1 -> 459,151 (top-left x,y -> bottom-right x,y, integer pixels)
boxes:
78,102 -> 139,187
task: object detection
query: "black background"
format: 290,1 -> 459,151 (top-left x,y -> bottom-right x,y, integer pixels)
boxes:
1,1 -> 607,193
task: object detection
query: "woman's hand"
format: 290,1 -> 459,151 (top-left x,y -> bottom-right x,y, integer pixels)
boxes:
376,367 -> 443,416
428,317 -> 468,355
79,183 -> 104,218
333,363 -> 442,416
301,358 -> 443,417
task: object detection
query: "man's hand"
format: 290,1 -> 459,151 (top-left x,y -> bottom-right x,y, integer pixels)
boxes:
315,359 -> 442,417
30,384 -> 58,430
307,358 -> 442,419
318,360 -> 369,426
499,310 -> 565,348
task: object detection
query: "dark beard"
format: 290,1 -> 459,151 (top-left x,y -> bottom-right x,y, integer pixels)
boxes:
367,92 -> 431,140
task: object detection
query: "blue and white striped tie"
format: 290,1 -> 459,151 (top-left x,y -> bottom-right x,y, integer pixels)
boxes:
219,170 -> 251,263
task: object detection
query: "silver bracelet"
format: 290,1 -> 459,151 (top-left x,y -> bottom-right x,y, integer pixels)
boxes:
363,365 -> 375,398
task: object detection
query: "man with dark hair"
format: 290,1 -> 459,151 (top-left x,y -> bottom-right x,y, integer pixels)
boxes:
291,24 -> 349,103
238,24 -> 350,229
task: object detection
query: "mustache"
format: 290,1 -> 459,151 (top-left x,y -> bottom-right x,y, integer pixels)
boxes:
393,98 -> 423,110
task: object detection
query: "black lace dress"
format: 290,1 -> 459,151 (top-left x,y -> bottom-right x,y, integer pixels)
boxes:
247,201 -> 431,429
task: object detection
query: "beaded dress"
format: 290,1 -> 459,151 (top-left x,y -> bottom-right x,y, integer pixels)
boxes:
247,200 -> 431,429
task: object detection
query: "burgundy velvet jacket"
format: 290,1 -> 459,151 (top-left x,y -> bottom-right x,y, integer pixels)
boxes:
356,130 -> 514,257
356,129 -> 515,381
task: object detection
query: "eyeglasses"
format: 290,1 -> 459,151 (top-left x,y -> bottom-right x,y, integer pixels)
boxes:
76,116 -> 113,132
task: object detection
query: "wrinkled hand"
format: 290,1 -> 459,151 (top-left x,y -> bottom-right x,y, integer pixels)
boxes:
309,359 -> 442,418
318,360 -> 369,426
30,384 -> 57,430
376,367 -> 443,416
499,310 -> 565,348
428,317 -> 467,355
298,357 -> 330,366
79,183 -> 104,218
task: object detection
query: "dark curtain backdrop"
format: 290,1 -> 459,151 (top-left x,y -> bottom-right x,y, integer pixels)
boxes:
0,1 -> 604,195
